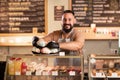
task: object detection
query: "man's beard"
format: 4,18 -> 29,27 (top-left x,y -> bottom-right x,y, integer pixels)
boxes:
62,24 -> 73,33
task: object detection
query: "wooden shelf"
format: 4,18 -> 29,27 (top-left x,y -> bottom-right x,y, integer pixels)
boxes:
75,27 -> 120,40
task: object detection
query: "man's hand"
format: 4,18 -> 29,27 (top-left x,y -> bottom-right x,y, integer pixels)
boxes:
45,41 -> 59,49
32,47 -> 40,54
41,47 -> 51,54
32,36 -> 45,49
32,36 -> 39,47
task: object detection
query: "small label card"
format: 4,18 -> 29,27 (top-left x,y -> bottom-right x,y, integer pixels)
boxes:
59,52 -> 65,56
112,73 -> 118,77
52,71 -> 58,76
42,71 -> 49,75
26,71 -> 31,75
69,71 -> 75,76
96,72 -> 102,77
15,71 -> 21,75
36,71 -> 42,75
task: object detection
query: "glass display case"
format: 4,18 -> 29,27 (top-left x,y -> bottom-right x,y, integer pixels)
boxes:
4,54 -> 84,80
88,54 -> 120,80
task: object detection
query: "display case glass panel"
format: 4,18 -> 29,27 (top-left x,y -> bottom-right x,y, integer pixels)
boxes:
5,54 -> 84,80
89,54 -> 120,80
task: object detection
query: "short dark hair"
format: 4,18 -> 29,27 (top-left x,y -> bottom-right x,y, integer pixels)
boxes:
63,10 -> 74,16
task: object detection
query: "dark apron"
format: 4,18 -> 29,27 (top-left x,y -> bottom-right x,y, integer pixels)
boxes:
54,31 -> 80,66
58,31 -> 79,56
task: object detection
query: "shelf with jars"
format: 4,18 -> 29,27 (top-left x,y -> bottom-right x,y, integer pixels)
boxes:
5,54 -> 84,80
88,54 -> 120,80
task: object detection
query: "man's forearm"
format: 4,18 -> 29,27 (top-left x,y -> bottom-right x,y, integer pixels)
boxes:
59,41 -> 84,51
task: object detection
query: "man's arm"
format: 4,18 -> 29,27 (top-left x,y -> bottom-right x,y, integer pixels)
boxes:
42,30 -> 85,51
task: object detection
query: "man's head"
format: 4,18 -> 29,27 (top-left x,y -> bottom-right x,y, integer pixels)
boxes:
61,10 -> 76,33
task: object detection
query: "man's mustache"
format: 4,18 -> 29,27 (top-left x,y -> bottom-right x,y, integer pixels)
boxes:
63,24 -> 71,26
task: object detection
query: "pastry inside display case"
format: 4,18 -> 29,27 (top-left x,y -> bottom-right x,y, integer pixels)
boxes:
5,54 -> 84,80
89,54 -> 120,80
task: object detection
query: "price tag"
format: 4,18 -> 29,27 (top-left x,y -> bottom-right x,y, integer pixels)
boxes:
26,71 -> 31,75
42,71 -> 49,75
96,72 -> 102,77
36,71 -> 42,75
52,71 -> 58,76
112,73 -> 118,77
59,52 -> 65,56
69,71 -> 75,76
15,72 -> 21,75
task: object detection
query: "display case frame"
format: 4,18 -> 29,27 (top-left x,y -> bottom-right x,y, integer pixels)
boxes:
88,54 -> 120,80
4,54 -> 84,80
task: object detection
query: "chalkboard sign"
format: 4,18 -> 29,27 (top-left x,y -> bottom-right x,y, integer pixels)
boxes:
71,0 -> 120,27
0,0 -> 46,33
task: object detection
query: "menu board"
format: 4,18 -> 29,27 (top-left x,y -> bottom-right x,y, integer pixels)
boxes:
0,0 -> 46,33
71,0 -> 120,27
54,6 -> 64,21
